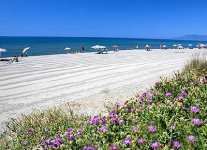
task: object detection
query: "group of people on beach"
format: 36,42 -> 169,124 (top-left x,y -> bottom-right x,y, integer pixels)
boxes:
0,52 -> 27,63
70,47 -> 85,54
0,56 -> 19,63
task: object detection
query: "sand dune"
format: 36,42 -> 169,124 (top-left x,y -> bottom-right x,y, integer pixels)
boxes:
0,49 -> 204,130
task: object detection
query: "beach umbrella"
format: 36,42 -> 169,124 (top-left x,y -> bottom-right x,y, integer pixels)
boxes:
22,47 -> 30,54
91,45 -> 101,49
178,45 -> 184,49
0,48 -> 7,57
188,44 -> 193,48
64,47 -> 71,50
163,45 -> 167,48
99,46 -> 106,49
112,45 -> 119,51
200,44 -> 205,48
173,44 -> 177,47
112,45 -> 118,48
91,45 -> 106,49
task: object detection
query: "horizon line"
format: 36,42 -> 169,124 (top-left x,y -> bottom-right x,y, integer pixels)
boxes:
0,35 -> 206,42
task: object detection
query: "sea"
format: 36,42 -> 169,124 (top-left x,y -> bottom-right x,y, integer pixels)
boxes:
0,36 -> 206,58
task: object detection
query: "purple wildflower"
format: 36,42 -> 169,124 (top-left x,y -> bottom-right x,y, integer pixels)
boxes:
111,117 -> 118,123
52,140 -> 61,148
171,141 -> 182,149
98,126 -> 107,133
180,90 -> 188,96
83,146 -> 96,150
121,106 -> 126,110
48,140 -> 54,146
90,116 -> 100,125
148,99 -> 154,103
118,119 -> 125,124
27,128 -> 34,135
146,94 -> 152,99
127,108 -> 132,113
165,92 -> 172,97
132,126 -> 139,132
191,118 -> 203,126
149,89 -> 157,95
147,125 -> 156,133
109,110 -> 118,118
55,137 -> 63,143
142,92 -> 148,97
187,135 -> 196,143
136,97 -> 144,103
123,137 -> 132,145
178,96 -> 184,101
111,110 -> 118,115
101,117 -> 107,125
67,135 -> 75,141
109,144 -> 118,150
21,140 -> 29,147
76,131 -> 82,136
137,138 -> 146,144
115,102 -> 121,107
190,106 -> 200,113
66,128 -> 73,134
150,142 -> 161,149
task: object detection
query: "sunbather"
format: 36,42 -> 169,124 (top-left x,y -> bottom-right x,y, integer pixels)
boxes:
11,56 -> 19,62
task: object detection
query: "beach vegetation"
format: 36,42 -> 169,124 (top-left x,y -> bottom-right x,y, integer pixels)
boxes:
0,60 -> 207,149
183,52 -> 207,77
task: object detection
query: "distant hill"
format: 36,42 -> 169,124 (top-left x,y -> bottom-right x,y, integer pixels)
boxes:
175,35 -> 207,41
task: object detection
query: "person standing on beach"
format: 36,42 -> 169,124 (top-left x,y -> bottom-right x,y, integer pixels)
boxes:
160,44 -> 163,49
81,47 -> 85,53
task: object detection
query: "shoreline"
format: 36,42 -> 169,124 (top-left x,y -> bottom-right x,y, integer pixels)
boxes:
1,48 -> 204,59
0,48 -> 205,131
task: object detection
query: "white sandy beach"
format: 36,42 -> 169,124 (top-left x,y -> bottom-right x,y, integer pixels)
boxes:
0,48 -> 205,130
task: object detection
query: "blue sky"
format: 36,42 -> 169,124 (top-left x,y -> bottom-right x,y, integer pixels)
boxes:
0,0 -> 207,38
